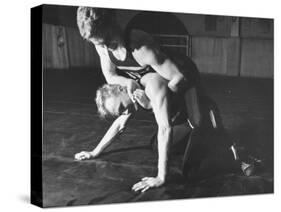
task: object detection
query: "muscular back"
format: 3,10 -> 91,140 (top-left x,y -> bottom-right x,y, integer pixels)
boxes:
140,73 -> 171,126
140,72 -> 187,125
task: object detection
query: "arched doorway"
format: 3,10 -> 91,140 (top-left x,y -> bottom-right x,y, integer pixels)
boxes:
126,11 -> 191,56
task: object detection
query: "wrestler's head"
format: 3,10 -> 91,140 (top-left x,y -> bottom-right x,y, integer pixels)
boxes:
96,84 -> 135,118
77,6 -> 122,50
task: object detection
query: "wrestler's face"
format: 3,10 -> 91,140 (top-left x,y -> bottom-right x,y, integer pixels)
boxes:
104,92 -> 134,116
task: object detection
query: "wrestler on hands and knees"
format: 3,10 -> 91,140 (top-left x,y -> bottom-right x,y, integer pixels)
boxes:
75,73 -> 173,192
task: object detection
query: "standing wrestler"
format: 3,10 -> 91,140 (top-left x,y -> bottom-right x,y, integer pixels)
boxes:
76,7 -> 195,99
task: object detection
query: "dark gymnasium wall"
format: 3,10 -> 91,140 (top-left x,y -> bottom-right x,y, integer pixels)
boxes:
42,5 -> 273,78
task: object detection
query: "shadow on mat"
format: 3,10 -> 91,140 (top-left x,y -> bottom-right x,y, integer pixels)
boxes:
99,145 -> 151,157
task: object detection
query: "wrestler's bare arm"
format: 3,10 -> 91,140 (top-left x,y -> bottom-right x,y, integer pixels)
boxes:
132,74 -> 172,192
133,46 -> 184,93
149,80 -> 171,180
74,113 -> 132,160
95,45 -> 140,96
130,30 -> 185,92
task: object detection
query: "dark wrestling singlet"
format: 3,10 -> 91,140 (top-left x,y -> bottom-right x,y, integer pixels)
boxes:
107,30 -> 156,84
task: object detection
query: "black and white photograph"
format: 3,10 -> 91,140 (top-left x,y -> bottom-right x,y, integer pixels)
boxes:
31,3 -> 273,208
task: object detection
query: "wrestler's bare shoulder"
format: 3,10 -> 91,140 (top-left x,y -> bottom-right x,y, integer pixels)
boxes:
141,72 -> 168,89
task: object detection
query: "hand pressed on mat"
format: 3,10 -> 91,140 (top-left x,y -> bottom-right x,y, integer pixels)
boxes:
132,177 -> 165,193
74,151 -> 97,161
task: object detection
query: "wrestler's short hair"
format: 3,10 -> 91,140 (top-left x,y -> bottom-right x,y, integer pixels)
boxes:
77,6 -> 117,41
95,84 -> 127,118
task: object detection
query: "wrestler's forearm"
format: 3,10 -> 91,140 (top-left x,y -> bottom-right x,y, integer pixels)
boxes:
92,125 -> 120,156
92,115 -> 130,156
157,126 -> 172,181
152,59 -> 185,92
168,76 -> 185,92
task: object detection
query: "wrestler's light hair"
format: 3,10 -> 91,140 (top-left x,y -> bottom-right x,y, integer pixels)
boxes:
95,84 -> 127,118
77,6 -> 117,41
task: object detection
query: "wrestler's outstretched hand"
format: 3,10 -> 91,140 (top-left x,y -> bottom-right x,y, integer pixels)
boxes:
132,177 -> 164,193
74,151 -> 97,161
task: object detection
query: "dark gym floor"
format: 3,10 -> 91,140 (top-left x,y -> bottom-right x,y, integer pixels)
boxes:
42,69 -> 273,207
